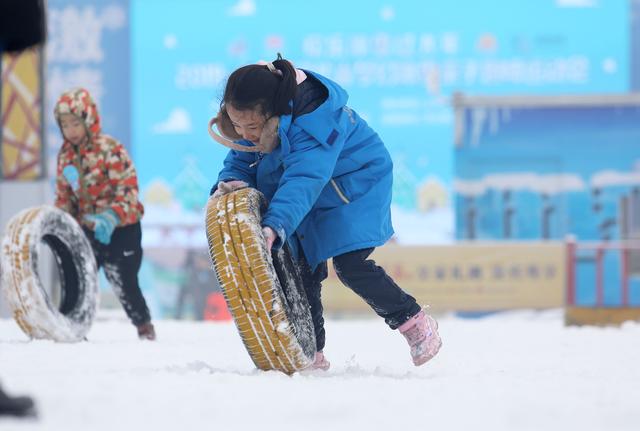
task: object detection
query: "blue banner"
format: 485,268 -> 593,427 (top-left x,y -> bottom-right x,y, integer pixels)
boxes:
46,0 -> 130,176
132,0 -> 630,245
632,0 -> 640,90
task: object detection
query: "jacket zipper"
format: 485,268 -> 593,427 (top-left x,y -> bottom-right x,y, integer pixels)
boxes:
249,152 -> 264,168
330,179 -> 350,204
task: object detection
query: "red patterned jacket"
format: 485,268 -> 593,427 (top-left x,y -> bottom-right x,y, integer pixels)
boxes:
54,88 -> 144,227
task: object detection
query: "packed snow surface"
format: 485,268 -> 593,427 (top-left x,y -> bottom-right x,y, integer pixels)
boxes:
1,309 -> 639,431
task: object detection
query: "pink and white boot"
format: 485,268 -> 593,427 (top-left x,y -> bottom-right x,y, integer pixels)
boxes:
310,351 -> 330,371
398,309 -> 442,366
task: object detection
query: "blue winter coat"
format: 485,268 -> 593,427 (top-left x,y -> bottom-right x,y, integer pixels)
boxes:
216,71 -> 394,269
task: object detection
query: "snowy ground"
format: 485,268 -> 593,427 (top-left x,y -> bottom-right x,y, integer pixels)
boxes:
1,310 -> 639,431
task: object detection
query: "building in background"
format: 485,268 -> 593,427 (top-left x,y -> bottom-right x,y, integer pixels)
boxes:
453,93 -> 640,307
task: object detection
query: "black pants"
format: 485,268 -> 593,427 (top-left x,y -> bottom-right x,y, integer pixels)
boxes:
300,247 -> 421,351
82,222 -> 151,326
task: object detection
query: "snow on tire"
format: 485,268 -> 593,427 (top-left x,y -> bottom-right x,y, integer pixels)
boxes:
0,205 -> 98,342
205,188 -> 316,374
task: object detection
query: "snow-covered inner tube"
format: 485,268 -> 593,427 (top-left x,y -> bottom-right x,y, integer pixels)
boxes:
205,188 -> 316,374
0,205 -> 98,342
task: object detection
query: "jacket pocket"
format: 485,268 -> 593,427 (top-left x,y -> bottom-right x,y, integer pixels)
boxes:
330,179 -> 350,204
314,178 -> 350,210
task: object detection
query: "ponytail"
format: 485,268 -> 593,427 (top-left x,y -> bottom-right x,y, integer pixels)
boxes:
222,54 -> 298,117
271,56 -> 297,115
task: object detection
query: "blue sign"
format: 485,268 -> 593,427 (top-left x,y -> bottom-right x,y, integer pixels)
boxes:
131,0 -> 630,244
46,0 -> 130,175
632,0 -> 640,90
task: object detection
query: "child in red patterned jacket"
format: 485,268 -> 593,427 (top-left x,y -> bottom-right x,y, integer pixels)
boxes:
54,88 -> 155,340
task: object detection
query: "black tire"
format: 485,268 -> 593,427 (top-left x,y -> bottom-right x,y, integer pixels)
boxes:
0,205 -> 98,341
205,188 -> 316,374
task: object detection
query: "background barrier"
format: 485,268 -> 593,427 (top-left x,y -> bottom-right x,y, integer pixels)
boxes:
566,238 -> 640,325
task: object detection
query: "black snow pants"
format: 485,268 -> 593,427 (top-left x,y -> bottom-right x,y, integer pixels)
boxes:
299,247 -> 421,351
80,222 -> 151,326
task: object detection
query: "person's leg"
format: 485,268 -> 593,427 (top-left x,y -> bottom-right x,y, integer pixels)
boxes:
298,255 -> 328,352
333,248 -> 441,366
82,227 -> 106,267
332,248 -> 421,329
101,223 -> 153,336
296,253 -> 331,370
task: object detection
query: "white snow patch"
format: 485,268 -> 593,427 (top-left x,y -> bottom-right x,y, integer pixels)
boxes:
1,310 -> 639,430
276,321 -> 289,333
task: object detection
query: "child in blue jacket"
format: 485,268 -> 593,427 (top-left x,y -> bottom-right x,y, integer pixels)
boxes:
211,56 -> 441,369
